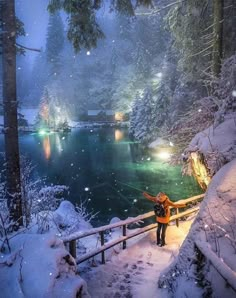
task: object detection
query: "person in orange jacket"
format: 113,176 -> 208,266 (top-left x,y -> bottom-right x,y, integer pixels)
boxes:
143,191 -> 186,246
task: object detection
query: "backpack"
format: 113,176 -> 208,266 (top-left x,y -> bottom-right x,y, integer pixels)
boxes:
154,202 -> 166,217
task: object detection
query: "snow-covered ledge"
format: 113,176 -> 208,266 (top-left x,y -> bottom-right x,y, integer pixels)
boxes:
158,158 -> 236,297
184,118 -> 236,190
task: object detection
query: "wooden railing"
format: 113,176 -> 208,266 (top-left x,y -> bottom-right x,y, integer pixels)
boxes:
195,240 -> 236,293
63,194 -> 205,264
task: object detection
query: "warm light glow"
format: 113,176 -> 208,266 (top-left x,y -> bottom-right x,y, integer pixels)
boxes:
115,129 -> 124,141
43,136 -> 51,160
115,112 -> 124,121
190,152 -> 211,189
156,151 -> 171,160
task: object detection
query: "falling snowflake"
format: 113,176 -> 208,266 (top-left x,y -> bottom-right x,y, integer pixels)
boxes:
133,199 -> 137,203
232,90 -> 236,97
86,51 -> 91,56
84,187 -> 90,191
147,157 -> 151,161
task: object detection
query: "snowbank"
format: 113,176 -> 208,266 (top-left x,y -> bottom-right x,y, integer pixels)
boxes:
148,137 -> 168,148
0,201 -> 93,298
185,117 -> 236,175
159,159 -> 236,297
0,233 -> 90,298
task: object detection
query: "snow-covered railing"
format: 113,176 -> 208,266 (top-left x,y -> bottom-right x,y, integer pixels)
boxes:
63,193 -> 205,264
195,240 -> 236,293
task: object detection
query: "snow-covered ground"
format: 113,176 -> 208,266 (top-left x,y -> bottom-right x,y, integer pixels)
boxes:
80,220 -> 195,298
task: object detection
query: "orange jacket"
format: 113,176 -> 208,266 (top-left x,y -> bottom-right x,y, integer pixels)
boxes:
143,192 -> 186,224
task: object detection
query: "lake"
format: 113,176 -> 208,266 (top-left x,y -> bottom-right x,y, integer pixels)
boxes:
0,128 -> 201,226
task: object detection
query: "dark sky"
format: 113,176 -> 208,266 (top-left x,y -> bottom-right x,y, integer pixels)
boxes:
16,0 -> 49,64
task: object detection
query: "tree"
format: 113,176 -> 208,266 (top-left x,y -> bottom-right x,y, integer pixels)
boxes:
46,12 -> 65,75
1,0 -> 23,226
212,0 -> 224,76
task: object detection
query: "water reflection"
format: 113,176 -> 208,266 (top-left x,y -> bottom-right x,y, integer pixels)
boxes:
43,136 -> 51,159
14,128 -> 202,225
115,129 -> 124,141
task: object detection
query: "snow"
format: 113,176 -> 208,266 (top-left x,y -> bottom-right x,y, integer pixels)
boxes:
0,233 -> 90,298
80,220 -> 193,298
185,117 -> 236,174
148,137 -> 168,148
159,159 -> 236,297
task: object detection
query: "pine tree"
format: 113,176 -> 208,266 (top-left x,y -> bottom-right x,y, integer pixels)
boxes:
46,12 -> 64,75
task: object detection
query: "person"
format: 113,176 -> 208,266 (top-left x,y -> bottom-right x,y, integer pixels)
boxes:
143,191 -> 186,247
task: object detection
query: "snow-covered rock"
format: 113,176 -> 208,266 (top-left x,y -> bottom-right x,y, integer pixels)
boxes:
185,117 -> 236,175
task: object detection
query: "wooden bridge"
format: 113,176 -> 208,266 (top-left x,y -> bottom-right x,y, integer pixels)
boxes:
62,194 -> 205,264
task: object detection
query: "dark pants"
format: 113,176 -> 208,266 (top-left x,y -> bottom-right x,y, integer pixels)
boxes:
157,222 -> 168,245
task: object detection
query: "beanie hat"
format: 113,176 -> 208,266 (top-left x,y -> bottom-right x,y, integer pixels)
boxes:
156,192 -> 167,203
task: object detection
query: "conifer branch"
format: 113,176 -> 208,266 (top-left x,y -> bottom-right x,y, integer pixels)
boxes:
15,42 -> 41,53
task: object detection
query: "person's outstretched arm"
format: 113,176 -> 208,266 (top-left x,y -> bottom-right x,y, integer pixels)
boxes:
143,192 -> 157,203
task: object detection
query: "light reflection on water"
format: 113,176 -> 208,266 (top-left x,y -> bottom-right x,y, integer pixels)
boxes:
0,128 -> 201,226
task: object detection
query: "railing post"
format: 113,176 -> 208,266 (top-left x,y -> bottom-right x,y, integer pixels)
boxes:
175,208 -> 179,227
123,224 -> 127,249
69,240 -> 77,259
100,231 -> 105,264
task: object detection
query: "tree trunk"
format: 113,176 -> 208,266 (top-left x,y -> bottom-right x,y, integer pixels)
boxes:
212,0 -> 224,76
2,0 -> 23,226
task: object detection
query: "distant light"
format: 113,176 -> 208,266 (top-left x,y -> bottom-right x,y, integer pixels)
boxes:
157,151 -> 171,160
232,90 -> 236,97
198,109 -> 202,112
84,187 -> 89,191
39,129 -> 47,135
169,141 -> 174,147
86,51 -> 91,56
156,72 -> 162,78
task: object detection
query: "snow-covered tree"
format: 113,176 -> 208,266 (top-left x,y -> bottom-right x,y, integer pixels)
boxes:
130,86 -> 159,143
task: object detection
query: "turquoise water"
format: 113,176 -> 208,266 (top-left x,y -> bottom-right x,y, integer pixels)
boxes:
0,128 -> 201,225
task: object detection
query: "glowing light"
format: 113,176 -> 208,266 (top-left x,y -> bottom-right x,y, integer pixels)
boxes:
156,151 -> 171,160
169,141 -> 174,147
115,112 -> 124,121
156,72 -> 162,78
39,129 -> 47,135
198,109 -> 202,112
43,136 -> 51,160
115,129 -> 124,141
84,187 -> 89,191
86,51 -> 91,56
232,90 -> 236,97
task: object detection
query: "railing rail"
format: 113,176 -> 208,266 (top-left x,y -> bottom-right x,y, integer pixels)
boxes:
63,193 -> 205,263
195,240 -> 236,293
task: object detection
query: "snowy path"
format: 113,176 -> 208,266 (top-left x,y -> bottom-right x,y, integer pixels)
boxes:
80,221 -> 192,298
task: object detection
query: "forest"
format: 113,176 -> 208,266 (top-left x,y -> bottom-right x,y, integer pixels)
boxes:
0,0 -> 236,297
